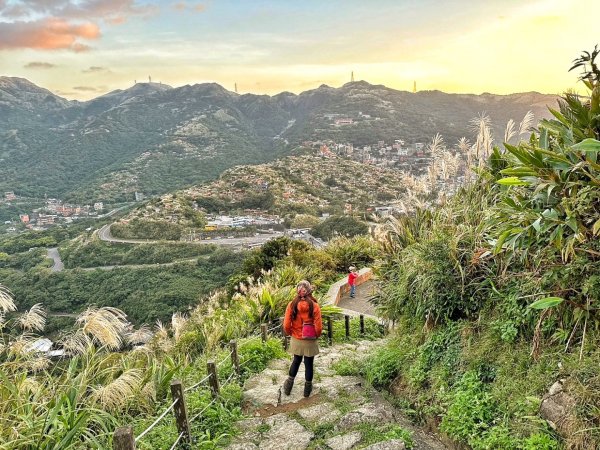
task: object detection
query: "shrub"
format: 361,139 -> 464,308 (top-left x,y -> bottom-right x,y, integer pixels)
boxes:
311,215 -> 368,240
324,235 -> 378,272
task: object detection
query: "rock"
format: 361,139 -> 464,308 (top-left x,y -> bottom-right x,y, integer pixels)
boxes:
297,402 -> 341,423
325,431 -> 362,450
227,444 -> 259,450
362,439 -> 406,450
336,403 -> 396,431
540,380 -> 576,432
259,415 -> 313,450
231,417 -> 264,443
319,375 -> 364,398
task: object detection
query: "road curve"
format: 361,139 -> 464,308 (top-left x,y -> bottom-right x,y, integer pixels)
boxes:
97,224 -> 284,247
47,247 -> 64,272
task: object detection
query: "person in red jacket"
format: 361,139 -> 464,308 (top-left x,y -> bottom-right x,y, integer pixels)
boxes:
348,266 -> 358,298
282,280 -> 322,397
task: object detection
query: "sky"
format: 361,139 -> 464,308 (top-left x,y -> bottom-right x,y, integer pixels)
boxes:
0,0 -> 598,100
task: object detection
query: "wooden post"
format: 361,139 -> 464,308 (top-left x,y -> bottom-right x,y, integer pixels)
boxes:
207,360 -> 220,399
345,315 -> 350,339
230,340 -> 240,378
261,323 -> 268,343
360,315 -> 365,335
327,317 -> 333,345
113,427 -> 135,450
170,380 -> 191,443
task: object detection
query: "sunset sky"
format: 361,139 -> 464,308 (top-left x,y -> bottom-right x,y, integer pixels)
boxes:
0,0 -> 598,100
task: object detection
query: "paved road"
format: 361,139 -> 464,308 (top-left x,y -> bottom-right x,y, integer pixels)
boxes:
47,248 -> 64,272
97,224 -> 285,247
337,280 -> 378,317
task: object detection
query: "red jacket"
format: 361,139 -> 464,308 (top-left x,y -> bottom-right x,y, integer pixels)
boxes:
283,298 -> 323,340
348,272 -> 358,286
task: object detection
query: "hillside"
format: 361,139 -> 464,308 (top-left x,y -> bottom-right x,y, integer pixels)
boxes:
126,155 -> 411,228
0,76 -> 557,204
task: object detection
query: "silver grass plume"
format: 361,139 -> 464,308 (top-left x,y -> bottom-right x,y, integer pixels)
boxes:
17,303 -> 46,332
0,284 -> 17,314
91,368 -> 143,412
76,306 -> 129,350
518,111 -> 534,136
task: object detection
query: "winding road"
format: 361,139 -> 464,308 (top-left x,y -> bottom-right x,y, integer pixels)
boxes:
45,225 -> 284,273
97,224 -> 284,248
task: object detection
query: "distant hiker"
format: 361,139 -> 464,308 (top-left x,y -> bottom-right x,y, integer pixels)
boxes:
348,266 -> 358,298
283,280 -> 323,397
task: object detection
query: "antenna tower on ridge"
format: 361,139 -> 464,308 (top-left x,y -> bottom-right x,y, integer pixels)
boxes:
149,75 -> 152,83
351,71 -> 355,82
235,83 -> 238,93
413,81 -> 417,93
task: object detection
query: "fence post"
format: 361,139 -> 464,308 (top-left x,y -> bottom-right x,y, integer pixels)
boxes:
170,380 -> 191,444
261,323 -> 268,343
230,340 -> 240,379
207,360 -> 220,399
345,315 -> 350,339
360,315 -> 365,335
327,317 -> 333,345
113,426 -> 135,450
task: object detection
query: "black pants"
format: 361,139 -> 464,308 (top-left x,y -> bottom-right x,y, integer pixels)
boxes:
288,355 -> 314,382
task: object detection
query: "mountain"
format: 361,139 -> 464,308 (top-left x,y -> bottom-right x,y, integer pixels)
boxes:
0,77 -> 558,203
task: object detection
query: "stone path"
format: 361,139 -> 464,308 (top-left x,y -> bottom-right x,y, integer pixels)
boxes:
227,339 -> 447,450
337,281 -> 378,318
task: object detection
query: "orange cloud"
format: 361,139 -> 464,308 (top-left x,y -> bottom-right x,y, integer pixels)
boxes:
0,18 -> 100,51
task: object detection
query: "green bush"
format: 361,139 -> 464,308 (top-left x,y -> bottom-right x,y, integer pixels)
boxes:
310,215 -> 368,240
324,235 -> 378,272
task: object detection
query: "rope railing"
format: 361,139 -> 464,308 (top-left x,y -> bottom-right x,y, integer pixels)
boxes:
168,432 -> 185,450
112,314 -> 379,449
183,373 -> 211,393
188,398 -> 218,423
134,398 -> 178,442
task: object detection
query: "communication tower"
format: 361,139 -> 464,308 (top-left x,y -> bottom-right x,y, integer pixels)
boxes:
413,81 -> 417,93
351,71 -> 355,82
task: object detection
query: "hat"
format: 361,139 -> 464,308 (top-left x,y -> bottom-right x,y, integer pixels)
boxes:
296,280 -> 313,295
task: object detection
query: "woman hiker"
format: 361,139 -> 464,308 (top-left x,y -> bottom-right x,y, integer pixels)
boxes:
282,280 -> 322,397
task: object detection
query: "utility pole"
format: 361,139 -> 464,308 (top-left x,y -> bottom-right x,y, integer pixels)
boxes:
351,71 -> 355,82
413,81 -> 417,93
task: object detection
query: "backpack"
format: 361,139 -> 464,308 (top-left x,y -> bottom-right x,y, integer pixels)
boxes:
301,321 -> 317,340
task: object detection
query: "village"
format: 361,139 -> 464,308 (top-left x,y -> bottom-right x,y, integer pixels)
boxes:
1,192 -> 108,232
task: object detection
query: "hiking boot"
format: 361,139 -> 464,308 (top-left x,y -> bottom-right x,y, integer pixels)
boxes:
304,381 -> 313,397
283,376 -> 295,396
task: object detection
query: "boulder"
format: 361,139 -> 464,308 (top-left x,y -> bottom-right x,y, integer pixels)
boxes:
540,379 -> 576,433
362,439 -> 406,450
325,431 -> 362,450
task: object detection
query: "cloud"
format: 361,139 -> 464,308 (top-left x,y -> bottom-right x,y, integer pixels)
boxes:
0,18 -> 100,51
24,61 -> 57,69
73,85 -> 101,91
0,1 -> 156,51
83,66 -> 109,73
171,2 -> 206,13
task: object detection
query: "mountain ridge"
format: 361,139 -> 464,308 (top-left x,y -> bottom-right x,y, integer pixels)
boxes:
0,76 -> 558,204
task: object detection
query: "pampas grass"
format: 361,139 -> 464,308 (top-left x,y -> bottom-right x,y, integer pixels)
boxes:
77,306 -> 129,350
17,303 -> 46,332
91,369 -> 143,412
0,284 -> 16,314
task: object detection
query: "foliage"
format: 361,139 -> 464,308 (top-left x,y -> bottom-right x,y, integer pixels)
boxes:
60,239 -> 216,268
111,219 -> 185,241
310,215 -> 369,240
324,235 -> 379,272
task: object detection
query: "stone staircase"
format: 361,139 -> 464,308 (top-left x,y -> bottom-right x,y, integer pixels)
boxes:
226,339 -> 447,450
